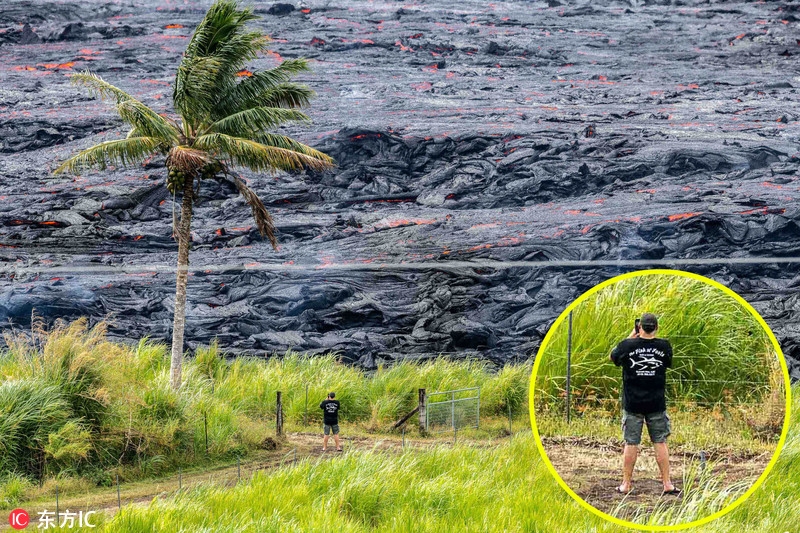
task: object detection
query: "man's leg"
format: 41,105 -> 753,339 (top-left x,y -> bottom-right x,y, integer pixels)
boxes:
619,411 -> 643,492
333,425 -> 341,450
620,444 -> 638,492
653,442 -> 675,491
647,412 -> 676,492
323,425 -> 330,451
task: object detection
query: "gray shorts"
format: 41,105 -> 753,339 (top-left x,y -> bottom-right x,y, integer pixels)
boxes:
323,424 -> 339,435
622,410 -> 671,445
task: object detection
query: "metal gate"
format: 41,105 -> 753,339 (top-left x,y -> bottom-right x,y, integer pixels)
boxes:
426,387 -> 480,432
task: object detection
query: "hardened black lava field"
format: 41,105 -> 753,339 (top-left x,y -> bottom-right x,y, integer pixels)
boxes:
1,0 -> 799,376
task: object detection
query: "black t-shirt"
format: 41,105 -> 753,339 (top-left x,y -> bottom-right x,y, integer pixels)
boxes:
320,399 -> 340,425
611,337 -> 673,414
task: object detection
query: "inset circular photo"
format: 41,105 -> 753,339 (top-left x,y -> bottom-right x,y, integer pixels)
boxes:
530,270 -> 791,530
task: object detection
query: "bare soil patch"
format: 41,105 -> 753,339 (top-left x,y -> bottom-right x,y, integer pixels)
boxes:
541,436 -> 772,521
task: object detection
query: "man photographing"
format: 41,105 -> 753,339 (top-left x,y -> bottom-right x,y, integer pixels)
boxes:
320,392 -> 342,452
610,313 -> 679,495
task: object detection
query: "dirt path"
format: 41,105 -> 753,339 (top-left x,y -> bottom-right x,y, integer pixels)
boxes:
541,436 -> 772,521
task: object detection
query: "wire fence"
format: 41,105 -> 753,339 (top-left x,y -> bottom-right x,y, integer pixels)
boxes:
11,379 -> 533,529
537,309 -> 785,423
425,387 -> 481,433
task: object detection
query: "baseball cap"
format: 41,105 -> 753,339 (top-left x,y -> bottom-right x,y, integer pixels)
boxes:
640,313 -> 658,331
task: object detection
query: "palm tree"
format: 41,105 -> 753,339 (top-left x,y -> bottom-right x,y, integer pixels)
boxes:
54,0 -> 334,390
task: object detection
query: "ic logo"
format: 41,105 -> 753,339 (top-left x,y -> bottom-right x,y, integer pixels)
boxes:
9,509 -> 29,530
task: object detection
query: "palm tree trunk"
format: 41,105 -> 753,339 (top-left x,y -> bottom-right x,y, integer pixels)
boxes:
170,174 -> 195,390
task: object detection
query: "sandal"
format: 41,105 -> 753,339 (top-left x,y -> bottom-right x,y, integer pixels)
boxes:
662,488 -> 681,496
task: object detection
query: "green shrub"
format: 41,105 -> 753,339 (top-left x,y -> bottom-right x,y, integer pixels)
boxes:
0,380 -> 70,477
193,339 -> 226,382
0,473 -> 32,507
140,381 -> 186,423
45,421 -> 93,470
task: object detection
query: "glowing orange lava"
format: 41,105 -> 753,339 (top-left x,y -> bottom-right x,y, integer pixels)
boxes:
668,212 -> 700,222
38,62 -> 75,70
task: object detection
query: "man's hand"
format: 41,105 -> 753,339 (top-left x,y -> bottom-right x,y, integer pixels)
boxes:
628,327 -> 639,339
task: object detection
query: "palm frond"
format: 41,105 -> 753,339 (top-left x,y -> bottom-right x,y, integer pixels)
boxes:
214,59 -> 311,118
117,100 -> 180,143
185,1 -> 259,60
253,83 -> 314,109
174,56 -> 225,126
54,137 -> 164,174
226,172 -> 278,248
70,71 -> 136,104
252,133 -> 333,161
70,70 -> 179,144
208,107 -> 310,137
194,133 -> 334,173
175,0 -> 268,127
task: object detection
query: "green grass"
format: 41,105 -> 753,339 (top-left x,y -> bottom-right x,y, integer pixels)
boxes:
0,319 -> 529,492
2,318 -> 796,531
535,274 -> 785,417
64,386 -> 799,532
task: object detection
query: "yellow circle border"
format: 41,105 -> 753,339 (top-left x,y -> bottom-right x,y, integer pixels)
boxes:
528,268 -> 793,531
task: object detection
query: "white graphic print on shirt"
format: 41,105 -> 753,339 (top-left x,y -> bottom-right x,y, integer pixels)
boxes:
627,346 -> 666,376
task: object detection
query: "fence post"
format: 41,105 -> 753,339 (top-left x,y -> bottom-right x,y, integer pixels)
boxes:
276,391 -> 284,437
402,427 -> 406,448
304,383 -> 309,426
451,391 -> 456,431
418,388 -> 427,434
566,310 -> 573,423
508,402 -> 512,434
179,466 -> 182,490
55,483 -> 59,523
116,474 -> 121,510
476,387 -> 481,429
204,412 -> 209,455
237,457 -> 241,482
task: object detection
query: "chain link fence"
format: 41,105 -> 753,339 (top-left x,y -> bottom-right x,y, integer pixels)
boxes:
425,387 -> 480,433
